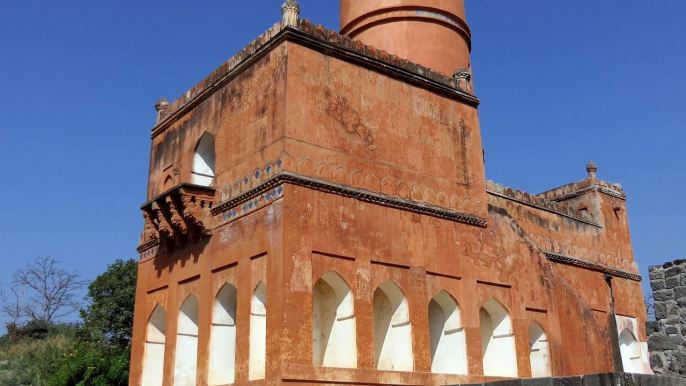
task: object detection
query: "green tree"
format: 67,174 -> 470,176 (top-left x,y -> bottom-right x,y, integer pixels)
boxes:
45,259 -> 138,385
78,259 -> 138,349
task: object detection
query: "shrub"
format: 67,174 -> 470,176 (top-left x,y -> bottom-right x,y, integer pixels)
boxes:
48,342 -> 129,386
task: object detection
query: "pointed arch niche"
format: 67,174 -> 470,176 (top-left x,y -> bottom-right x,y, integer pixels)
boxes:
174,295 -> 199,386
373,280 -> 413,371
480,299 -> 517,377
249,283 -> 267,380
528,322 -> 551,377
142,305 -> 167,386
312,272 -> 357,368
192,132 -> 215,186
209,284 -> 237,385
619,328 -> 642,373
428,290 -> 467,375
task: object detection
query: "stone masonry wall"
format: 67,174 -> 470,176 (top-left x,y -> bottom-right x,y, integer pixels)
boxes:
647,259 -> 686,377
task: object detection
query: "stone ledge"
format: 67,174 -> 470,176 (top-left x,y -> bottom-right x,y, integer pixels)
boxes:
456,373 -> 685,386
211,171 -> 488,228
543,251 -> 642,281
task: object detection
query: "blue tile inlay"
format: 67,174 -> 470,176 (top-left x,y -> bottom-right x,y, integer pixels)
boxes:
277,186 -> 283,195
244,177 -> 249,184
248,201 -> 253,209
266,165 -> 271,174
254,170 -> 260,179
276,159 -> 282,167
266,192 -> 271,201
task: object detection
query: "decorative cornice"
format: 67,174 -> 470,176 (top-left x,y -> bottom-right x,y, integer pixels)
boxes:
136,239 -> 158,253
212,171 -> 488,228
151,20 -> 478,138
543,251 -> 641,282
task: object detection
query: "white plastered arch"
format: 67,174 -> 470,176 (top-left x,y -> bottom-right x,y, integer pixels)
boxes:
373,280 -> 413,371
192,132 -> 216,186
313,271 -> 357,368
174,295 -> 199,386
429,290 -> 467,375
209,284 -> 237,385
480,298 -> 517,377
142,305 -> 167,386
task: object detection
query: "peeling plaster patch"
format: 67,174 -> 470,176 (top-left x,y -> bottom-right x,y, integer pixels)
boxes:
289,257 -> 312,292
220,225 -> 237,244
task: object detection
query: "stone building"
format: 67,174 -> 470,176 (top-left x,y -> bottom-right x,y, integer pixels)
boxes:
647,259 -> 686,377
129,1 -> 651,385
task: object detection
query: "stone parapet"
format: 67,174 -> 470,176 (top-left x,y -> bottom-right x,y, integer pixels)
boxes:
152,18 -> 478,138
647,259 -> 686,377
486,180 -> 596,225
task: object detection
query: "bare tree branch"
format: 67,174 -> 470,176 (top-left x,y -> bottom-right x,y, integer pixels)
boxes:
8,256 -> 88,323
0,281 -> 26,325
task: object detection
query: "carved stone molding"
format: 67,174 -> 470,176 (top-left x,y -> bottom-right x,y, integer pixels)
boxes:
543,250 -> 642,282
139,184 -> 216,254
212,171 -> 487,228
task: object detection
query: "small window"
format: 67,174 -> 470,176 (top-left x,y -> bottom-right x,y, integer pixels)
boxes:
192,133 -> 215,186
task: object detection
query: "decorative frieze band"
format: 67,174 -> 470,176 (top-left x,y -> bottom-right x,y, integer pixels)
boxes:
543,250 -> 642,282
212,171 -> 488,228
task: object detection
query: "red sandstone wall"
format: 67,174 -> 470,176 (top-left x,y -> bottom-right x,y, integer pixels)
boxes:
131,35 -> 647,386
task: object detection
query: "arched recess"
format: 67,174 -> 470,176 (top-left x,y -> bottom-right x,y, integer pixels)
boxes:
249,283 -> 267,380
209,284 -> 237,385
373,280 -> 413,371
192,132 -> 215,186
142,305 -> 167,386
480,299 -> 518,377
528,322 -> 551,377
428,290 -> 467,375
313,272 -> 357,368
619,328 -> 642,373
174,295 -> 199,386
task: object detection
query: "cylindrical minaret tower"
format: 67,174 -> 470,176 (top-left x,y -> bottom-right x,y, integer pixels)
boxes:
340,0 -> 472,77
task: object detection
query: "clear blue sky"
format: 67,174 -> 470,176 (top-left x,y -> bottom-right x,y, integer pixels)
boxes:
1,1 -> 684,328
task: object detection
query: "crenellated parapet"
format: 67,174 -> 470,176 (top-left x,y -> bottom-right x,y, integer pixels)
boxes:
536,162 -> 626,202
486,180 -> 596,224
138,184 -> 216,259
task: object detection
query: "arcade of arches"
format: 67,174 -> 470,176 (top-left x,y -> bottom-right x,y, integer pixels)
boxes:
139,271 -> 646,385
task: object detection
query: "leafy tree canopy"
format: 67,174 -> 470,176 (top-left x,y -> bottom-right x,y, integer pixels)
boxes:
79,259 -> 137,349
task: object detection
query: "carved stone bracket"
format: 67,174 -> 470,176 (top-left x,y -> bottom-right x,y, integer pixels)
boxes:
138,184 -> 216,255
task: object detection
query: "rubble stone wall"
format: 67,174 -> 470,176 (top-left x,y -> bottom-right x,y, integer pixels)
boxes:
647,259 -> 686,377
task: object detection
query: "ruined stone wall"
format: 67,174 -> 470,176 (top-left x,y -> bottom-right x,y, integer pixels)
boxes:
647,259 -> 686,377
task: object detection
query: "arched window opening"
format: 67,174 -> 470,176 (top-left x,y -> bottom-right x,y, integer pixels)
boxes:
428,290 -> 467,375
528,322 -> 551,377
249,283 -> 267,380
209,284 -> 237,385
192,132 -> 215,186
174,295 -> 199,386
142,305 -> 167,386
619,329 -> 642,373
313,272 -> 357,368
373,280 -> 413,371
480,299 -> 517,377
